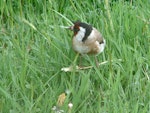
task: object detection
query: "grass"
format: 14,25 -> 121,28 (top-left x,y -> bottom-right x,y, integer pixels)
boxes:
0,0 -> 150,113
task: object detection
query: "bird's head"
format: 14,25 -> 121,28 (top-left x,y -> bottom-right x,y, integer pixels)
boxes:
69,21 -> 93,42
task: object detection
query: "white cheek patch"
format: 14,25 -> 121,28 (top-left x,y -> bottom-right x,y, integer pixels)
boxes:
75,27 -> 86,41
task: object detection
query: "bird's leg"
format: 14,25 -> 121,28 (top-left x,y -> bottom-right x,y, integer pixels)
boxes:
79,55 -> 83,67
94,56 -> 99,67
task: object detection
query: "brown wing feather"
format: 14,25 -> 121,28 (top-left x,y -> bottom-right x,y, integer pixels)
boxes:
82,28 -> 104,54
93,28 -> 104,43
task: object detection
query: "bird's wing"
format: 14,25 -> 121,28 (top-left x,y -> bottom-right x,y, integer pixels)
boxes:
85,27 -> 104,45
93,28 -> 104,43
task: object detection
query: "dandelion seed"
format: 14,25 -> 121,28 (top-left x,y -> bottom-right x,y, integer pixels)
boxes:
65,89 -> 71,95
68,102 -> 73,113
52,106 -> 64,113
68,102 -> 73,109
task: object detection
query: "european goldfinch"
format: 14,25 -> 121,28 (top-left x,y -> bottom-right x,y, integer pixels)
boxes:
69,21 -> 106,67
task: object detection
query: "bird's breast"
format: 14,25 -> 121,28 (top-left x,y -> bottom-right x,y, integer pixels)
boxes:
72,37 -> 105,55
72,37 -> 90,54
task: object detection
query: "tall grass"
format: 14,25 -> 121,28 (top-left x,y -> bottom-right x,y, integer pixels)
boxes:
0,0 -> 150,113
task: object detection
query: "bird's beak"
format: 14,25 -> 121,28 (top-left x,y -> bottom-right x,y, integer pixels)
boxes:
69,26 -> 74,31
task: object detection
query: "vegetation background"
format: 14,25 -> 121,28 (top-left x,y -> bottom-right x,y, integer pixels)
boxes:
0,0 -> 150,113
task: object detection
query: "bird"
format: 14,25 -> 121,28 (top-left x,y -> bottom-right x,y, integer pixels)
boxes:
69,20 -> 106,67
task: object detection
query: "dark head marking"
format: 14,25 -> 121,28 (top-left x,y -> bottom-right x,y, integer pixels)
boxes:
73,21 -> 93,42
72,21 -> 80,35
